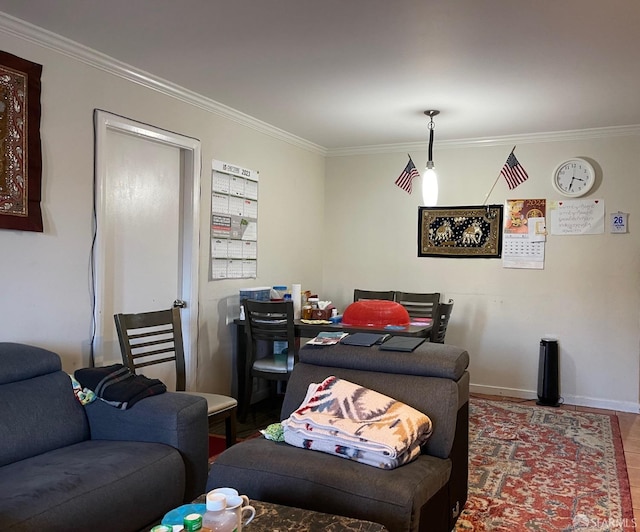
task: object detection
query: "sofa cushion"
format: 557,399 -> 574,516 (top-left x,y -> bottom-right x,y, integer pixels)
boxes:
299,342 -> 469,380
0,440 -> 185,531
208,437 -> 451,532
282,363 -> 459,459
0,343 -> 61,385
0,370 -> 89,467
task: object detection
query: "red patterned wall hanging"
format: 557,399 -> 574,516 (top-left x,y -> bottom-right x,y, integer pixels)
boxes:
0,50 -> 43,232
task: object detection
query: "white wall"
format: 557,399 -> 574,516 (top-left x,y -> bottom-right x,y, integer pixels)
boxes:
323,137 -> 640,411
2,17 -> 638,412
0,26 -> 326,395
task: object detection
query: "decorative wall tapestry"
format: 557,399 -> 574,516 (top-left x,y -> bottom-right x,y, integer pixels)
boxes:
0,51 -> 43,232
418,205 -> 503,258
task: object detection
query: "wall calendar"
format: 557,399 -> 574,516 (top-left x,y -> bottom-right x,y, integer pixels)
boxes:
503,198 -> 546,269
210,159 -> 259,280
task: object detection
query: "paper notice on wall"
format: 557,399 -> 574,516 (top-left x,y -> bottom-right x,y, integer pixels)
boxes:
549,199 -> 604,235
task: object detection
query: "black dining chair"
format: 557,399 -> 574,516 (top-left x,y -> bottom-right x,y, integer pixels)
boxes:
241,299 -> 298,422
395,291 -> 441,319
430,299 -> 454,343
353,289 -> 396,302
114,307 -> 237,447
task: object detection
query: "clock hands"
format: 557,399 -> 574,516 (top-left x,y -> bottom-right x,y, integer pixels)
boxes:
566,168 -> 585,192
568,169 -> 576,191
569,177 -> 587,192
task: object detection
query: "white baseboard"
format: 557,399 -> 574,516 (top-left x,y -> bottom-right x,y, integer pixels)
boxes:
470,383 -> 640,414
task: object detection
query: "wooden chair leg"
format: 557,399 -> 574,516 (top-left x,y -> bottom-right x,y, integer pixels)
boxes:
239,372 -> 253,423
225,408 -> 237,448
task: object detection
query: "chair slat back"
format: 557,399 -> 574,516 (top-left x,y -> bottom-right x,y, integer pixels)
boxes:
395,291 -> 441,319
113,307 -> 186,390
430,300 -> 454,343
243,299 -> 297,370
353,289 -> 395,302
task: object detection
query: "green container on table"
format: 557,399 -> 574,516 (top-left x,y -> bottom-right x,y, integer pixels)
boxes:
183,513 -> 203,531
151,525 -> 173,532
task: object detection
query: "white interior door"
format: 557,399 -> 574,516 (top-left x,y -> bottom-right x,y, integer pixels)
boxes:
93,111 -> 201,390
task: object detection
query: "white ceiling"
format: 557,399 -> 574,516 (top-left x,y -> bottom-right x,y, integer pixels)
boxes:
0,0 -> 639,150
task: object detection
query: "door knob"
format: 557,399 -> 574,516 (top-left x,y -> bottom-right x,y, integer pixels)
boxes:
173,299 -> 187,309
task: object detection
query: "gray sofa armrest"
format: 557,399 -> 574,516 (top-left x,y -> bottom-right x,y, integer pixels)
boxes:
84,391 -> 208,501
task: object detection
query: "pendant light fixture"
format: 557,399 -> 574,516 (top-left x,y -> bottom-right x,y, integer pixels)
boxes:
422,110 -> 440,206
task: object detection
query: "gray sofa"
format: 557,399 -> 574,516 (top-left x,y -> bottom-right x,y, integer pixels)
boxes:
207,341 -> 469,532
0,342 -> 209,532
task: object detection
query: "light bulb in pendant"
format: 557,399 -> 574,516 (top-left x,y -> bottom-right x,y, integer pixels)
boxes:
422,161 -> 438,206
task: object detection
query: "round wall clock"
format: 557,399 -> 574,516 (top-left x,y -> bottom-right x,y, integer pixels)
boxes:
552,158 -> 596,197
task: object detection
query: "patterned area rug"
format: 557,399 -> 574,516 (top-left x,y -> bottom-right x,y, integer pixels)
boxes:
457,398 -> 635,531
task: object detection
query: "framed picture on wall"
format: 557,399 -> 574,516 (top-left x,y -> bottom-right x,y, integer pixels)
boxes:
418,204 -> 503,258
0,51 -> 43,232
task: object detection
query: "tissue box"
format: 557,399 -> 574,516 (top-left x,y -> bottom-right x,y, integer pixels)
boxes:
239,287 -> 271,301
310,308 -> 332,320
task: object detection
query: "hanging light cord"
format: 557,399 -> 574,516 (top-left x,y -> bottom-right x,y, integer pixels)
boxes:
427,115 -> 435,167
428,119 -> 434,164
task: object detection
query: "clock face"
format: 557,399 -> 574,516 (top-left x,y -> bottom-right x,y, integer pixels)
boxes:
552,158 -> 595,197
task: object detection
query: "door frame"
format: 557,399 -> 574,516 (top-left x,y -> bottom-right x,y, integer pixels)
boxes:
92,110 -> 201,389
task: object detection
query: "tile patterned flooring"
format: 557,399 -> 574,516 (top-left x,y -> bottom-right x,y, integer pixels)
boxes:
472,393 -> 640,523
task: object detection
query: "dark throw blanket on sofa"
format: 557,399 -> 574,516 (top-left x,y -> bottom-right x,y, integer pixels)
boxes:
75,364 -> 166,409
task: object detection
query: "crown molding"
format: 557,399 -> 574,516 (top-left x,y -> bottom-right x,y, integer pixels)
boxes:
2,13 -> 639,160
0,13 -> 327,156
326,124 -> 640,157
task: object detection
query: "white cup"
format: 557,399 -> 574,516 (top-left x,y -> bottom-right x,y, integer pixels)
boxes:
225,495 -> 255,531
209,488 -> 255,531
210,487 -> 249,506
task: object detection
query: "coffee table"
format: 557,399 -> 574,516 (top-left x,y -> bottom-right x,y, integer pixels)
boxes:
192,495 -> 388,531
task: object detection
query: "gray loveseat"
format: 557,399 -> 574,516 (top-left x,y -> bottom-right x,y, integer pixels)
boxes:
0,342 -> 208,531
208,341 -> 469,532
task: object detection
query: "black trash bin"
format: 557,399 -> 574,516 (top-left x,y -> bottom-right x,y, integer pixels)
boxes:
537,338 -> 560,407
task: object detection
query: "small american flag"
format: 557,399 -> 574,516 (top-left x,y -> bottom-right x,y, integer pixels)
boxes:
395,156 -> 420,194
500,149 -> 529,190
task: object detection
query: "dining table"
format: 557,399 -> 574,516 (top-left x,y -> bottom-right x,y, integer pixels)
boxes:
232,317 -> 432,413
